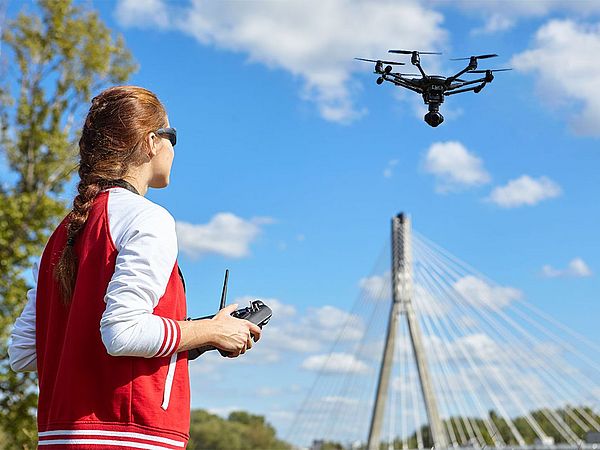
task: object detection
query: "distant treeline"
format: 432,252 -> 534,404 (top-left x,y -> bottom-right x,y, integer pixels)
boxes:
315,406 -> 600,450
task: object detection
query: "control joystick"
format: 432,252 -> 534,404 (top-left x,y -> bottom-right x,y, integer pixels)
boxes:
187,271 -> 272,360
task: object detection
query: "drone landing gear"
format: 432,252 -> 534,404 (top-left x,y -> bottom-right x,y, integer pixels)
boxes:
424,103 -> 444,127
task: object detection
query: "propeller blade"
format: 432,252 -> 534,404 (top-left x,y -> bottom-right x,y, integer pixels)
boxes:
477,53 -> 498,59
395,73 -> 421,76
354,57 -> 405,65
388,49 -> 441,55
450,53 -> 498,61
468,68 -> 512,73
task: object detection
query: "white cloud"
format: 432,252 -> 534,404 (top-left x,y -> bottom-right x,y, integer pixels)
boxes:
488,175 -> 562,208
175,213 -> 272,259
256,387 -> 281,397
453,275 -> 522,310
359,271 -> 391,301
115,0 -> 170,29
115,0 -> 447,124
413,283 -> 450,318
383,159 -> 399,178
471,14 -> 515,35
301,352 -> 370,374
511,20 -> 600,136
424,141 -> 491,193
541,258 -> 593,278
234,296 -> 297,319
450,1 -> 600,34
207,405 -> 243,419
321,396 -> 359,406
240,300 -> 364,362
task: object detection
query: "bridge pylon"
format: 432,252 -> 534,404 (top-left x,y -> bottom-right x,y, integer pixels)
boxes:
367,213 -> 448,450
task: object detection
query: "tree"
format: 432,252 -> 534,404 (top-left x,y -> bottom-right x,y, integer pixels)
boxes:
188,409 -> 292,450
0,0 -> 136,447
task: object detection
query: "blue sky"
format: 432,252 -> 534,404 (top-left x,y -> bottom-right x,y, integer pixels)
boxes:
4,0 -> 600,445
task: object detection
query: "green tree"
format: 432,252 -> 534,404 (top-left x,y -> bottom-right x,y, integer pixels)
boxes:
189,409 -> 292,450
0,0 -> 136,447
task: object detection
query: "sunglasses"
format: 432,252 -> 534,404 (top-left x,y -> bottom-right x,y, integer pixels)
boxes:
155,127 -> 177,146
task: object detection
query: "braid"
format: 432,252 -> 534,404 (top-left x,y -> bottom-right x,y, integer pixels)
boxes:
53,171 -> 103,303
52,85 -> 167,304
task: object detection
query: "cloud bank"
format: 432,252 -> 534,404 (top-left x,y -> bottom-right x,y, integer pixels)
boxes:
115,0 -> 447,123
512,20 -> 600,136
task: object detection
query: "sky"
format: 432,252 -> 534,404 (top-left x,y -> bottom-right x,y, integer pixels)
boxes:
3,0 -> 600,446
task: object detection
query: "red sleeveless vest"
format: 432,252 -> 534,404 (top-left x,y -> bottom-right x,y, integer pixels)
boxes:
35,191 -> 190,448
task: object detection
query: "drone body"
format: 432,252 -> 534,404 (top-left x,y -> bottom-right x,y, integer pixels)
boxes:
356,50 -> 510,127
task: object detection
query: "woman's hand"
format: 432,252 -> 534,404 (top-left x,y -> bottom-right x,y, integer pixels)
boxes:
211,304 -> 262,357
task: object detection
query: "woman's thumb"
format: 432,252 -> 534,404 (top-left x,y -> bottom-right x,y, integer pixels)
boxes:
222,303 -> 238,313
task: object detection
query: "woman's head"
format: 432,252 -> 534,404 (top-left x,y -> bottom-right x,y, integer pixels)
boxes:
79,85 -> 171,184
55,85 -> 173,302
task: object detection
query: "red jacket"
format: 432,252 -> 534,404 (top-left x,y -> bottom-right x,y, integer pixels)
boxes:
35,190 -> 190,448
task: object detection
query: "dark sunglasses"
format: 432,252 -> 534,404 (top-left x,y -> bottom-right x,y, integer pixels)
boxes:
155,127 -> 177,146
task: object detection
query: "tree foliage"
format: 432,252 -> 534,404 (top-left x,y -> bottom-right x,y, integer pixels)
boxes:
0,1 -> 136,447
189,409 -> 291,450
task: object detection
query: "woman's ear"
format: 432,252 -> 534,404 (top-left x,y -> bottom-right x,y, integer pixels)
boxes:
145,132 -> 158,160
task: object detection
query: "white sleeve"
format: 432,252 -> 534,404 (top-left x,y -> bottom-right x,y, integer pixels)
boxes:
8,261 -> 39,372
100,191 -> 181,358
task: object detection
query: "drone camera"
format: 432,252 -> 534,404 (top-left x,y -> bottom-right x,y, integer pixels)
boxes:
424,111 -> 444,127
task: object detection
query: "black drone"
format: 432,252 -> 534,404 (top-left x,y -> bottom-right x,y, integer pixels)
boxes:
356,50 -> 511,127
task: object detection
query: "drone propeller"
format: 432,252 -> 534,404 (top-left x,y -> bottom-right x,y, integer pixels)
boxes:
468,68 -> 512,73
450,53 -> 498,61
354,57 -> 405,65
392,73 -> 421,76
388,49 -> 442,55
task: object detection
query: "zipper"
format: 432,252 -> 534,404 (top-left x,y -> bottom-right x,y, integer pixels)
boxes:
161,353 -> 178,410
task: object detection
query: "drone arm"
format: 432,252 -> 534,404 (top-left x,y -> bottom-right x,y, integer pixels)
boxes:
446,76 -> 487,91
445,81 -> 487,96
413,62 -> 428,79
385,75 -> 423,94
446,64 -> 474,85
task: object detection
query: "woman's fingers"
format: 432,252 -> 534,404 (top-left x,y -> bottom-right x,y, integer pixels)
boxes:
247,322 -> 262,342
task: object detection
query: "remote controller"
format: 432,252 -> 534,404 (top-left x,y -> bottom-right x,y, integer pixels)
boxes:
187,271 -> 272,360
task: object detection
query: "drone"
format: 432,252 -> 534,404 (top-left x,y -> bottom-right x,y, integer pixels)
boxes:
356,50 -> 511,127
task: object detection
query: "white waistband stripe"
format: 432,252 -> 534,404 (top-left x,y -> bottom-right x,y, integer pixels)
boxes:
38,430 -> 185,447
38,438 -> 174,449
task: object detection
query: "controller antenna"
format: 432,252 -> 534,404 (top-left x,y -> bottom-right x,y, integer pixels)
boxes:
219,269 -> 229,310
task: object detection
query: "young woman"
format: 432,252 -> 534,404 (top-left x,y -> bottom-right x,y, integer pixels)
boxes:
8,86 -> 261,449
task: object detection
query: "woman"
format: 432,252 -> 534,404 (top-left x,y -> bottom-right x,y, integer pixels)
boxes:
8,85 -> 261,448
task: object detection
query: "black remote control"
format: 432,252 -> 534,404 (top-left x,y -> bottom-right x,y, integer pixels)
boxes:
187,271 -> 272,360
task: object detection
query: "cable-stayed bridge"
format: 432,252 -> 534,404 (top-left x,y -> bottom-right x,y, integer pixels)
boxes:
285,213 -> 599,450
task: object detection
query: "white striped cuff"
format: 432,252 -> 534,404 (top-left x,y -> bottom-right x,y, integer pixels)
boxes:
153,317 -> 181,358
